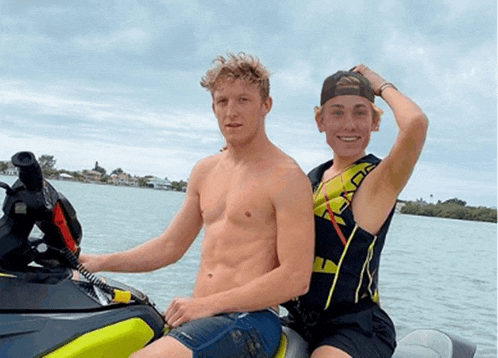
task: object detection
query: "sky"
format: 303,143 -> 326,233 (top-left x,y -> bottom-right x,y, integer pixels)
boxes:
0,0 -> 496,208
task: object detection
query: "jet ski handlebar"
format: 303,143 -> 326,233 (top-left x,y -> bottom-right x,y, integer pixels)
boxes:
11,151 -> 44,191
0,151 -> 82,270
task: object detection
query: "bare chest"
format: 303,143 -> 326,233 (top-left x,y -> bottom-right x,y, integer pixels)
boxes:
199,167 -> 275,227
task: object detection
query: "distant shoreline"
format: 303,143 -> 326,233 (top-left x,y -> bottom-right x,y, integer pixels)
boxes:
1,175 -> 495,222
398,199 -> 497,223
0,171 -> 187,193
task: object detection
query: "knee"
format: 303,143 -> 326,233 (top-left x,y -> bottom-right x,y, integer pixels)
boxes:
129,348 -> 151,358
129,350 -> 142,358
311,346 -> 352,358
130,336 -> 193,358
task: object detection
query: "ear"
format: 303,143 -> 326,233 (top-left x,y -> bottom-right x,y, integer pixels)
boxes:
314,107 -> 325,133
263,96 -> 273,114
371,105 -> 383,132
372,114 -> 381,132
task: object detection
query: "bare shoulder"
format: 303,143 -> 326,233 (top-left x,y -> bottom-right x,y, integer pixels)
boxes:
265,148 -> 313,199
192,153 -> 220,172
187,153 -> 223,191
267,148 -> 307,178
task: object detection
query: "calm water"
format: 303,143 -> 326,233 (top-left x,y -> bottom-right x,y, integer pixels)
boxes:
1,176 -> 496,357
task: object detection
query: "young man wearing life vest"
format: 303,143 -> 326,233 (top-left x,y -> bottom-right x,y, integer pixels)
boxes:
283,65 -> 428,358
80,53 -> 315,358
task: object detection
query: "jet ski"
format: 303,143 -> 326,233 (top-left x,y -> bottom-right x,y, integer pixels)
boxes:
0,151 -> 477,358
0,152 -> 165,357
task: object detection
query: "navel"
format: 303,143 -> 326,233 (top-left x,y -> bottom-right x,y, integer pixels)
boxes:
207,273 -> 213,278
245,211 -> 252,218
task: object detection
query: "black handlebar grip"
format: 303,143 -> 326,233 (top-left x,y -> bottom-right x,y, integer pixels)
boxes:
11,151 -> 44,191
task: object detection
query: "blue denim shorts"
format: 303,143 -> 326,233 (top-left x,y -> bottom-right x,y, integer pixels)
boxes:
168,309 -> 282,357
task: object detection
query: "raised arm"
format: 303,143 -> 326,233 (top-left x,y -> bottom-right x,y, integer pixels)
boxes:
351,65 -> 429,233
80,160 -> 206,273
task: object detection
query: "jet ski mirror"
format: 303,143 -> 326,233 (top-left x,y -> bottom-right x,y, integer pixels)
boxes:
0,151 -> 82,270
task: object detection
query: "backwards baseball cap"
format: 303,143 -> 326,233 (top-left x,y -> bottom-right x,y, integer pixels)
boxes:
320,71 -> 375,106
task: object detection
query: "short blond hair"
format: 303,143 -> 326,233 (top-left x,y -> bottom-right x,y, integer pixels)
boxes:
200,52 -> 271,100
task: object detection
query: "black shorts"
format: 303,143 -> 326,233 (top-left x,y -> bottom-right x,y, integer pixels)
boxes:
286,303 -> 396,358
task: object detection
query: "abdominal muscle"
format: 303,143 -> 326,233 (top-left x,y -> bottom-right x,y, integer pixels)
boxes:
192,219 -> 278,304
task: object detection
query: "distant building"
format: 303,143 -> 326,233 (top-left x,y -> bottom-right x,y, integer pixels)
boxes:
59,173 -> 74,181
84,170 -> 102,182
110,173 -> 138,187
395,202 -> 406,213
415,198 -> 429,206
146,177 -> 172,190
1,164 -> 18,176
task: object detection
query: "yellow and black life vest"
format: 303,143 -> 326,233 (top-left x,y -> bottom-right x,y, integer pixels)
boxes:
297,154 -> 394,312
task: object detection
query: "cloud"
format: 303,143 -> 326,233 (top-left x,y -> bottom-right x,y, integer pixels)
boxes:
273,61 -> 317,94
401,161 -> 497,207
0,0 -> 495,207
1,79 -> 215,128
0,78 -> 221,160
73,27 -> 151,54
0,129 -> 201,181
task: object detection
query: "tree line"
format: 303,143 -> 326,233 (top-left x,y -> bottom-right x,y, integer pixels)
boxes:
400,198 -> 497,223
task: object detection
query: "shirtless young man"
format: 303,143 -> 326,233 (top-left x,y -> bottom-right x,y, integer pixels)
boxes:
79,53 -> 315,358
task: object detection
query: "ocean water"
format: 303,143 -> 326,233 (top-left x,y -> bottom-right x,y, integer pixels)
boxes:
0,175 -> 496,357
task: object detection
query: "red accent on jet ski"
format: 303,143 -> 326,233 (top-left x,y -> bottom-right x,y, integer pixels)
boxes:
53,202 -> 78,253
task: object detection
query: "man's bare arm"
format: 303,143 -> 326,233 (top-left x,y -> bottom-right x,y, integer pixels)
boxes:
164,165 -> 315,327
80,160 -> 206,273
352,65 -> 428,233
374,87 -> 428,193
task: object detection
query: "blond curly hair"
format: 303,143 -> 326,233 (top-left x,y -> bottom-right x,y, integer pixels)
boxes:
200,52 -> 271,100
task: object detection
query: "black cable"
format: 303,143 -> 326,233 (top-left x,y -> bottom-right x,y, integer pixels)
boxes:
61,247 -> 116,294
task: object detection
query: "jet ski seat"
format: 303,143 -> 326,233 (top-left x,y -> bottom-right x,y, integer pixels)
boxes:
275,326 -> 309,358
392,329 -> 476,358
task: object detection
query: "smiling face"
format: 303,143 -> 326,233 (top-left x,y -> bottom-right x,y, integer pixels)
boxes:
316,95 -> 380,161
212,78 -> 272,147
